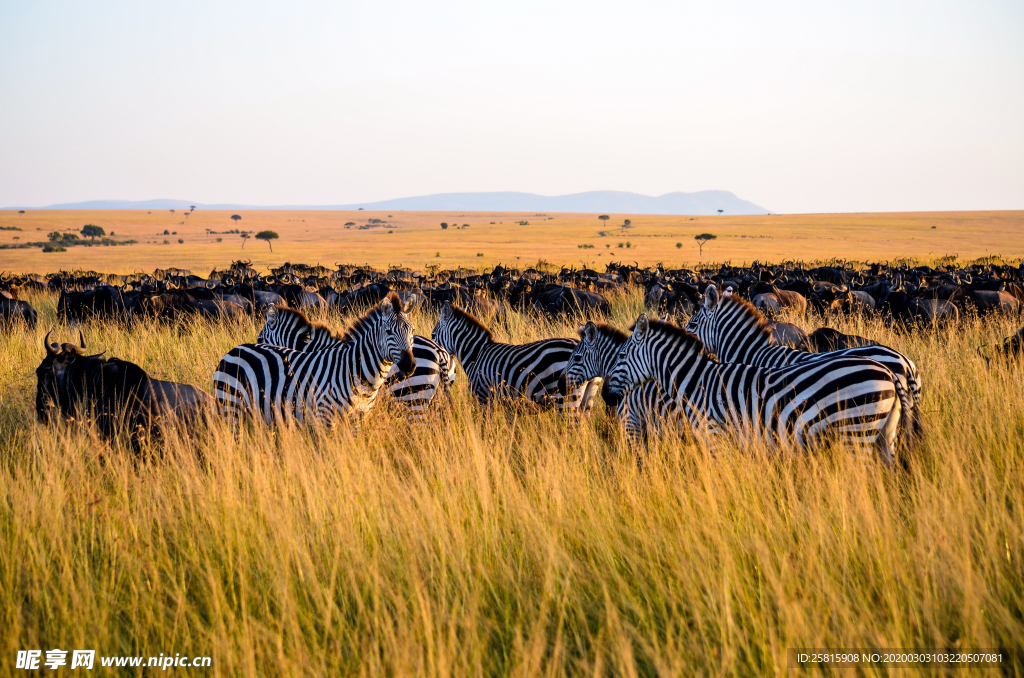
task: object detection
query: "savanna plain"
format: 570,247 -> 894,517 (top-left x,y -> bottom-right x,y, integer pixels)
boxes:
1,210 -> 1024,676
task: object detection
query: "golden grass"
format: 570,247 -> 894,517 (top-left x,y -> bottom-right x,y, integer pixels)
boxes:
1,287 -> 1022,675
2,209 -> 1023,274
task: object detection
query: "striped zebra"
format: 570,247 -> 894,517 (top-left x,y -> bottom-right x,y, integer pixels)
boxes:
561,321 -> 682,442
686,286 -> 922,438
607,314 -> 906,464
213,294 -> 414,425
431,302 -> 601,411
257,304 -> 456,418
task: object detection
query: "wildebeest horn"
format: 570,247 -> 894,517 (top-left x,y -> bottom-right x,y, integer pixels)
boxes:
79,330 -> 86,350
44,330 -> 59,356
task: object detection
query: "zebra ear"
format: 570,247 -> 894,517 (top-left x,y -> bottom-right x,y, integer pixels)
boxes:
704,285 -> 720,309
584,321 -> 598,343
634,314 -> 650,340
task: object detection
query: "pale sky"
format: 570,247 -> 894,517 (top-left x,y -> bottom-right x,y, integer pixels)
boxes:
1,0 -> 1022,213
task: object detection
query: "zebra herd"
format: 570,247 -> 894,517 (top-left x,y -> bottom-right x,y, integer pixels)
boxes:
210,287 -> 920,465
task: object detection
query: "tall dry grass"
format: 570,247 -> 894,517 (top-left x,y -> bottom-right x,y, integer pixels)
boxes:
1,288 -> 1022,676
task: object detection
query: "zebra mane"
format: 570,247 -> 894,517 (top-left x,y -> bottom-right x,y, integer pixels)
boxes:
720,294 -> 772,338
339,292 -> 405,342
580,322 -> 629,344
274,305 -> 342,341
647,319 -> 715,359
449,305 -> 493,340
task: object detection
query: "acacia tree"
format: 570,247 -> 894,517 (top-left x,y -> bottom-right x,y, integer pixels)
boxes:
240,232 -> 250,249
256,230 -> 279,252
81,224 -> 105,241
18,210 -> 25,216
231,214 -> 242,225
717,209 -> 723,215
598,215 -> 610,228
695,233 -> 717,256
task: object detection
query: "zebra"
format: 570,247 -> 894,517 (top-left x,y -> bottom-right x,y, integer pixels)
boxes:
213,294 -> 415,426
431,302 -> 602,411
257,304 -> 456,418
561,321 -> 682,443
685,286 -> 922,439
607,314 -> 906,465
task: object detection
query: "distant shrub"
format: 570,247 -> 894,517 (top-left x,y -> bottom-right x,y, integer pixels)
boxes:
476,253 -> 484,257
163,239 -> 169,245
441,223 -> 448,230
164,229 -> 170,235
216,237 -> 222,242
42,243 -> 66,253
178,238 -> 184,244
676,242 -> 682,249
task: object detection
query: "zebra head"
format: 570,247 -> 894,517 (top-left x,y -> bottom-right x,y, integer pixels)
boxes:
560,322 -> 600,396
431,302 -> 492,368
559,321 -> 627,398
606,314 -> 656,406
257,304 -> 311,348
376,293 -> 415,378
684,284 -> 720,348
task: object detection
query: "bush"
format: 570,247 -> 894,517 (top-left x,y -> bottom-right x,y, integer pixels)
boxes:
676,242 -> 683,249
164,229 -> 170,235
178,238 -> 184,244
41,243 -> 66,253
441,223 -> 448,230
216,237 -> 222,242
476,253 -> 484,257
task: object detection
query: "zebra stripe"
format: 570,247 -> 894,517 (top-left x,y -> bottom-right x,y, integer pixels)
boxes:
431,303 -> 601,411
563,321 -> 682,442
608,315 -> 904,464
685,287 -> 922,438
214,295 -> 414,425
257,304 -> 455,418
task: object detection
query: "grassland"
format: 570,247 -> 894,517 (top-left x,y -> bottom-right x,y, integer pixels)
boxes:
1,286 -> 1023,676
2,209 -> 1023,274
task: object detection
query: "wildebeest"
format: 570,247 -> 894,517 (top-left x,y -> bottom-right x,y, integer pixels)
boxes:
765,321 -> 807,348
36,331 -> 213,440
979,325 -> 1024,362
799,327 -> 879,352
0,293 -> 37,328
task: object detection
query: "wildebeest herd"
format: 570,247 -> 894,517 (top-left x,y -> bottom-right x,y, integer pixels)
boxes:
5,258 -> 1024,463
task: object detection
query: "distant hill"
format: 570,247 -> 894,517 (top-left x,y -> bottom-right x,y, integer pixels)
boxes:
10,190 -> 769,215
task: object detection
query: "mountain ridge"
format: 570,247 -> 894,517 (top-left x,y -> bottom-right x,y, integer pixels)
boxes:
6,190 -> 769,215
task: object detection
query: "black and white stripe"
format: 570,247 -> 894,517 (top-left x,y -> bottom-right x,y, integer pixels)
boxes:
685,287 -> 922,438
257,304 -> 456,418
608,314 -> 905,464
431,302 -> 601,411
214,294 -> 414,425
562,321 -> 681,442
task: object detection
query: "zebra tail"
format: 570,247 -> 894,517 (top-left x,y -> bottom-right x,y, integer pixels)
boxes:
892,377 -> 919,470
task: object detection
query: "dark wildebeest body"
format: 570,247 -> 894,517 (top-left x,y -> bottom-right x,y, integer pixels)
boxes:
765,321 -> 808,349
1,296 -> 37,328
799,327 -> 880,353
36,332 -> 213,441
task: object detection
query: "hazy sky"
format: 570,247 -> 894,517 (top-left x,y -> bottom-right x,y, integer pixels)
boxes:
1,0 -> 1022,213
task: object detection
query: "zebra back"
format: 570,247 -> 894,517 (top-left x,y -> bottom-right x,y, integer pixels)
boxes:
256,303 -> 455,418
686,286 -> 922,437
432,302 -> 598,411
216,294 -> 414,425
612,314 -> 903,463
